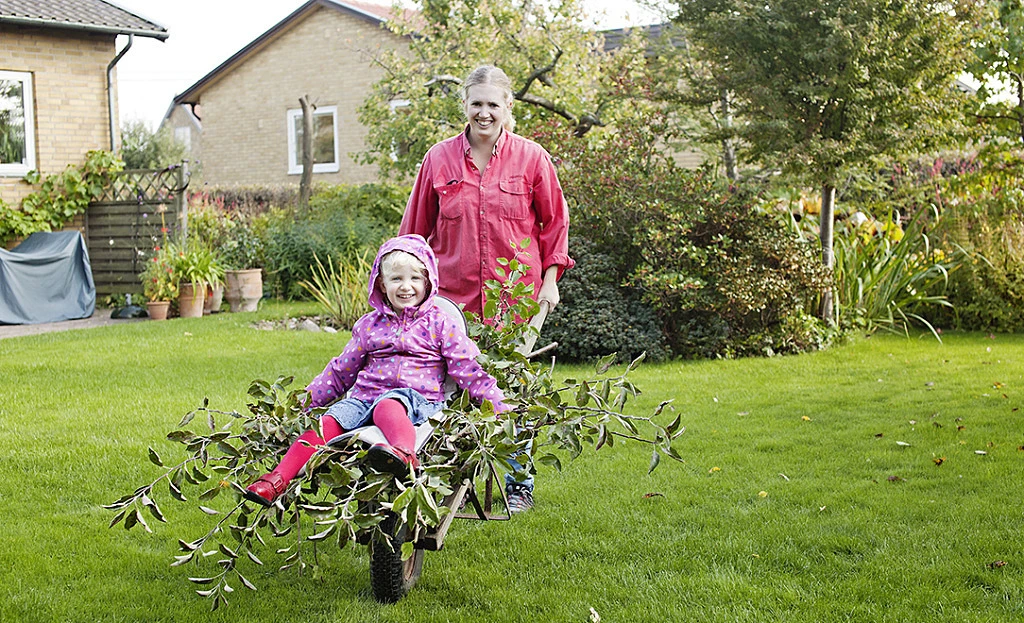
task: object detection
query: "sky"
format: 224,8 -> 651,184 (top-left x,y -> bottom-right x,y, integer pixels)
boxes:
110,0 -> 667,130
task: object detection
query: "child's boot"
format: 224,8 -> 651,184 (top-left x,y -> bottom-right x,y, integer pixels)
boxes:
367,444 -> 420,479
244,472 -> 287,507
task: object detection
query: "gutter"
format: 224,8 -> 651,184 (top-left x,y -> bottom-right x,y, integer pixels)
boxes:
0,16 -> 167,40
107,34 -> 133,152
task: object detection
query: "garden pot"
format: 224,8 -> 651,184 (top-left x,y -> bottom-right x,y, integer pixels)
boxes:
145,300 -> 170,321
225,269 -> 262,313
204,283 -> 224,314
178,282 -> 206,318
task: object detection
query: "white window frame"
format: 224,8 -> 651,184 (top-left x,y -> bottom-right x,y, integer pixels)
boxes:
286,105 -> 339,175
0,70 -> 37,177
388,99 -> 410,162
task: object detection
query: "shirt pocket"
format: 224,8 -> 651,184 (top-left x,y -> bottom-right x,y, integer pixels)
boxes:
433,179 -> 465,221
499,175 -> 532,221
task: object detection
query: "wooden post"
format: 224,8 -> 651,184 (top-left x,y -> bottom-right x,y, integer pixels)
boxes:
299,95 -> 315,210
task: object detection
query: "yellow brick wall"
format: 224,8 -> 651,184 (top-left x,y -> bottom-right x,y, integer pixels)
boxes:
0,25 -> 117,206
193,7 -> 405,187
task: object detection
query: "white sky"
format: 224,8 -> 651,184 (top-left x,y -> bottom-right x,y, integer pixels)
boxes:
110,0 -> 667,129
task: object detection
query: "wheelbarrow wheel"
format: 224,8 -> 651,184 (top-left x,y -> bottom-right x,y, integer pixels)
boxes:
370,512 -> 424,603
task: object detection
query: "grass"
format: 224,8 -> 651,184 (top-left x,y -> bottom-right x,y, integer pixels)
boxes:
1,303 -> 1022,622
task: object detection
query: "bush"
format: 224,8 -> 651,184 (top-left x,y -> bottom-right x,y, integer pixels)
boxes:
541,239 -> 669,362
120,120 -> 189,170
262,184 -> 407,298
633,177 -> 831,358
925,153 -> 1024,331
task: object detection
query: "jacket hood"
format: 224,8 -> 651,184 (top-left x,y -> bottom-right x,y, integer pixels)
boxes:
367,234 -> 439,317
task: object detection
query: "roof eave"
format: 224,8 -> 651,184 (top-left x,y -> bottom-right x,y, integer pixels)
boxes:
0,15 -> 168,41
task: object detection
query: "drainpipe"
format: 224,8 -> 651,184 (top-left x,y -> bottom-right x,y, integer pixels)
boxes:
106,34 -> 134,152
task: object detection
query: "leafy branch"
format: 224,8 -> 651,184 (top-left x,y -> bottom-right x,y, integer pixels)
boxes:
104,245 -> 684,608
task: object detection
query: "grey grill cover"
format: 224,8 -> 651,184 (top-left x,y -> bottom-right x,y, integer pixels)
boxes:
0,231 -> 96,324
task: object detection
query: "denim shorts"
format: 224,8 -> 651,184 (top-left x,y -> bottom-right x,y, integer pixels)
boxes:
321,387 -> 444,431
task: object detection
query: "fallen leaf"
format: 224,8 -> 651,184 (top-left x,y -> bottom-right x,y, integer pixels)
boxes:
590,607 -> 601,623
925,381 -> 935,387
875,432 -> 884,438
802,416 -> 812,421
778,473 -> 790,481
819,506 -> 827,512
709,466 -> 721,474
896,441 -> 911,447
758,491 -> 768,498
909,420 -> 917,425
957,425 -> 966,431
643,492 -> 665,499
933,422 -> 943,428
994,381 -> 1004,389
975,450 -> 988,455
988,560 -> 1007,569
888,475 -> 904,482
737,411 -> 749,416
933,457 -> 946,466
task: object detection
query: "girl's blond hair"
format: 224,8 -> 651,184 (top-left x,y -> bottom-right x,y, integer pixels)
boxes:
380,250 -> 427,278
463,65 -> 516,132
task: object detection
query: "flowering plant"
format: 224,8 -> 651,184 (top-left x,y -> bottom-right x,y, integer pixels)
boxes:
140,246 -> 178,302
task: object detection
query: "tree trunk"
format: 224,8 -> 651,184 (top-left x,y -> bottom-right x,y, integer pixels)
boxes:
299,95 -> 315,210
819,183 -> 836,323
719,88 -> 738,180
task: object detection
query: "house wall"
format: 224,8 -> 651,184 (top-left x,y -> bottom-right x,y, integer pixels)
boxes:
0,24 -> 117,206
193,7 -> 404,187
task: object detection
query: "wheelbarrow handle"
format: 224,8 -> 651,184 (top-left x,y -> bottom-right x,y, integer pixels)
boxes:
516,299 -> 552,356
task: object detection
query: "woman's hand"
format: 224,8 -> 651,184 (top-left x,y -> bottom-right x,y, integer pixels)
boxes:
537,266 -> 561,309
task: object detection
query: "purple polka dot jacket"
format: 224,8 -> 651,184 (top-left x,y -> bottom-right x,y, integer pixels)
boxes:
306,234 -> 509,412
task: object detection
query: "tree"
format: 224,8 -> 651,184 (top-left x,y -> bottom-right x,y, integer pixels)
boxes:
671,0 -> 981,320
969,0 -> 1024,144
357,0 -> 665,178
120,120 -> 189,170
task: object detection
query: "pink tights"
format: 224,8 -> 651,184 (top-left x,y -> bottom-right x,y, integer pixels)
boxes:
269,399 -> 414,483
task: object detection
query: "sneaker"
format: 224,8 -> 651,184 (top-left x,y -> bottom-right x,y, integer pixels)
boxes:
505,483 -> 534,514
366,444 -> 420,479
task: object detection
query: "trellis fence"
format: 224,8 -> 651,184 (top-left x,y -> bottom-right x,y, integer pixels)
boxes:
85,166 -> 189,298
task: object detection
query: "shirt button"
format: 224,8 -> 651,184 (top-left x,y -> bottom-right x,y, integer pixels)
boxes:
479,210 -> 484,216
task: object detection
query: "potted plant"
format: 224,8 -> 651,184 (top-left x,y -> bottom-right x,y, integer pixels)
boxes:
168,241 -> 225,318
220,215 -> 264,313
140,246 -> 177,321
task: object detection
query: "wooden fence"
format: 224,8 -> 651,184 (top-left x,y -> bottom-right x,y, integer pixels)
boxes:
85,166 -> 189,298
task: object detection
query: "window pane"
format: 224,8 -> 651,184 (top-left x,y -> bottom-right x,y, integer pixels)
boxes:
0,79 -> 27,165
293,111 -> 336,167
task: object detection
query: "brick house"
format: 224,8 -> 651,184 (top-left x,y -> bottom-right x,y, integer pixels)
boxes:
0,0 -> 167,207
165,0 -> 407,187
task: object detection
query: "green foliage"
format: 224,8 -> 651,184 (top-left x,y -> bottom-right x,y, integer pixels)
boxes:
926,152 -> 1024,330
262,184 -> 406,298
0,150 -> 123,246
187,198 -> 267,270
298,251 -> 373,330
358,0 -> 662,178
165,239 -> 225,290
541,238 -> 669,363
831,207 -> 958,339
967,0 -> 1024,144
139,244 -> 179,302
633,177 -> 831,358
672,0 -> 980,185
105,263 -> 681,608
120,120 -> 190,170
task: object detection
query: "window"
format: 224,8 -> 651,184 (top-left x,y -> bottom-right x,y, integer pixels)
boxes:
286,105 -> 339,174
0,70 -> 36,177
389,99 -> 411,161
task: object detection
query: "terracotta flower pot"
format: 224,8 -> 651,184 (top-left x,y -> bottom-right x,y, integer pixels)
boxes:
204,283 -> 225,314
178,282 -> 206,318
146,300 -> 170,321
225,269 -> 263,313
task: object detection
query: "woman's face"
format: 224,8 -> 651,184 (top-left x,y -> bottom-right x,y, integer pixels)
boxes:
464,83 -> 510,143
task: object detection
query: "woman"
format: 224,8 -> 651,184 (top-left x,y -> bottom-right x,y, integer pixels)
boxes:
399,64 -> 574,317
399,65 -> 574,513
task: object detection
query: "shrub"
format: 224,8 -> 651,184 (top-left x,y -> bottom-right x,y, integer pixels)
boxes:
924,153 -> 1024,331
262,184 -> 407,299
541,238 -> 669,362
298,251 -> 373,329
632,178 -> 831,358
120,120 -> 189,170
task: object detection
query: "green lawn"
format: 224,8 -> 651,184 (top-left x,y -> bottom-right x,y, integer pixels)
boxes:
1,305 -> 1022,622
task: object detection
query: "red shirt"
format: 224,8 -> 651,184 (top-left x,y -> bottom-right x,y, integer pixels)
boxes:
399,128 -> 574,316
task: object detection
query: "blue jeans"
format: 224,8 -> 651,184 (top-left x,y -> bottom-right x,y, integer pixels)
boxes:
504,435 -> 534,491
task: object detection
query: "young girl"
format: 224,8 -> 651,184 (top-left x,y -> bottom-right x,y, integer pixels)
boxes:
244,234 -> 508,507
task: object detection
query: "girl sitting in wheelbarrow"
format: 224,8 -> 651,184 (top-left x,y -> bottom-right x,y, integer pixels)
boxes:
244,234 -> 509,507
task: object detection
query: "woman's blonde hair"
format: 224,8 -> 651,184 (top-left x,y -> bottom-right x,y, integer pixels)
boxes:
463,65 -> 516,132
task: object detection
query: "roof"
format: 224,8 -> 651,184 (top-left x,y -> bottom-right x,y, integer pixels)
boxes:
0,0 -> 167,40
172,0 -> 406,106
601,23 -> 683,54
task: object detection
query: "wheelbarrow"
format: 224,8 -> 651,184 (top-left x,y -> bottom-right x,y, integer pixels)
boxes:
325,296 -> 553,603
